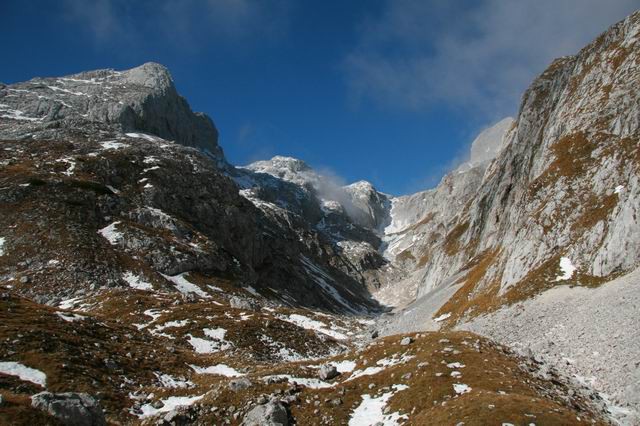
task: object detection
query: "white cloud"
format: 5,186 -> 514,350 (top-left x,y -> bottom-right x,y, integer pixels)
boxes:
345,0 -> 639,119
63,0 -> 128,42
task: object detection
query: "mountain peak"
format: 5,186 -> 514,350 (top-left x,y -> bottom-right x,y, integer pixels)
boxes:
0,63 -> 222,157
120,62 -> 175,91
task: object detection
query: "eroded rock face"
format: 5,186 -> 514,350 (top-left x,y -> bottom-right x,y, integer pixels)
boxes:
0,62 -> 223,158
31,392 -> 106,426
380,11 -> 640,309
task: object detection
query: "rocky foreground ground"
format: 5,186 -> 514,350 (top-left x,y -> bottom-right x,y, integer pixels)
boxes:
0,283 -> 613,425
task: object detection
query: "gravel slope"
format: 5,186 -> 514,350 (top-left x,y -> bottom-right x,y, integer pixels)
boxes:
459,267 -> 640,425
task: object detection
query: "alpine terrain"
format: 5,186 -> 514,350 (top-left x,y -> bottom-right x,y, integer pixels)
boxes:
0,9 -> 639,426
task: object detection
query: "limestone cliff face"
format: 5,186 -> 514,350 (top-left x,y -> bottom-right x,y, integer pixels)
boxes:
376,118 -> 514,305
392,11 -> 640,317
0,62 -> 223,158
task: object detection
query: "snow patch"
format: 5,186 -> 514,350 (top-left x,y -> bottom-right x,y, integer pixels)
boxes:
98,221 -> 123,245
453,383 -> 472,394
58,297 -> 84,310
347,354 -> 415,381
186,328 -> 231,354
263,375 -> 333,389
434,312 -> 451,322
556,257 -> 576,281
203,327 -> 226,340
333,360 -> 357,373
126,132 -> 165,142
279,314 -> 348,340
139,395 -> 204,418
190,364 -> 244,377
0,362 -> 46,387
100,140 -> 128,150
349,384 -> 409,426
154,373 -> 193,389
0,108 -> 41,121
56,312 -> 85,322
122,272 -> 153,290
161,273 -> 210,299
0,237 -> 5,256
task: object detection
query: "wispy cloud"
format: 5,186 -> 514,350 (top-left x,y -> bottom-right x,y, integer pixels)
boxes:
345,0 -> 638,119
62,0 -> 292,49
62,0 -> 129,42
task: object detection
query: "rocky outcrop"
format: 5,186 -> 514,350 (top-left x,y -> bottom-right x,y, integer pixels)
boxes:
0,62 -> 223,159
31,392 -> 106,426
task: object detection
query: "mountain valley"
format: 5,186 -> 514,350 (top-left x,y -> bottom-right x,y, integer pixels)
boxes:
1,10 -> 639,426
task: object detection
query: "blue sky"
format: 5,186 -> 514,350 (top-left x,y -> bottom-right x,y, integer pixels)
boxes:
2,1 -> 637,194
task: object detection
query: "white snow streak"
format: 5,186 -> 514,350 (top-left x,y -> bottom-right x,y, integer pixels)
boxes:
161,273 -> 210,298
189,364 -> 244,377
279,314 -> 348,340
556,257 -> 577,281
98,221 -> 123,245
139,395 -> 204,418
56,312 -> 85,322
0,362 -> 47,387
433,312 -> 451,322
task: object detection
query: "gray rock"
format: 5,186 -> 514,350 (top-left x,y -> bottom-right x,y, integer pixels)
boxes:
230,296 -> 256,311
31,392 -> 106,426
229,377 -> 252,392
241,401 -> 289,426
400,337 -> 413,346
318,364 -> 339,381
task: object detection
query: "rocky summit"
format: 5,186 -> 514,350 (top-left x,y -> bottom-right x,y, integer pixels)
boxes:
1,10 -> 640,426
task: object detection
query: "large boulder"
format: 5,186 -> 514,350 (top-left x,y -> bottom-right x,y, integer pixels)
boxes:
318,364 -> 339,381
241,401 -> 289,426
31,392 -> 106,426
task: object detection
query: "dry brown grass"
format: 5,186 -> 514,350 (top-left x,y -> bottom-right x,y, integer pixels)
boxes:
0,291 -> 609,425
571,193 -> 619,232
443,221 -> 469,257
283,332 -> 606,426
434,249 -> 502,327
529,132 -> 598,197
